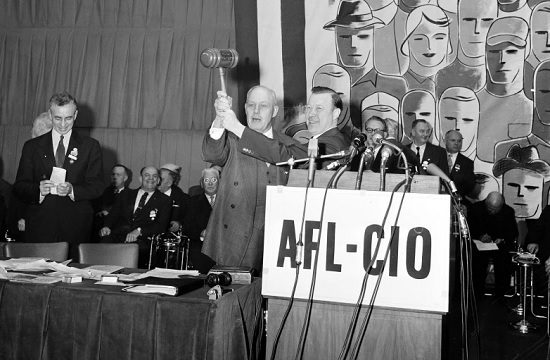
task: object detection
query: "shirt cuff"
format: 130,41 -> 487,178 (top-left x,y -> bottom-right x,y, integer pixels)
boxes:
209,126 -> 225,140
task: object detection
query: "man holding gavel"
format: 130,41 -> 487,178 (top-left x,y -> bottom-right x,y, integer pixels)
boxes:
201,85 -> 301,274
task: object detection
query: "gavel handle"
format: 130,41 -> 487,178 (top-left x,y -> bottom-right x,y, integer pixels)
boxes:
218,67 -> 227,93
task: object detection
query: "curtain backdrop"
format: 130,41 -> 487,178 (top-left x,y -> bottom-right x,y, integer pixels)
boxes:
0,0 -> 237,190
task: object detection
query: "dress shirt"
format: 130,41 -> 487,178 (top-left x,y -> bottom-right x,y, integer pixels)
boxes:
133,189 -> 154,212
411,143 -> 426,160
51,130 -> 72,157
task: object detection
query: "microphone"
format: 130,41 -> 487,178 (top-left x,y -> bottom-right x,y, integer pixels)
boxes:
457,211 -> 469,239
307,138 -> 319,183
349,133 -> 368,160
200,48 -> 239,93
423,163 -> 462,201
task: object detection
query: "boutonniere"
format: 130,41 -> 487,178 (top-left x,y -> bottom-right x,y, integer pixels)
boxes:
421,160 -> 429,170
68,148 -> 78,164
150,209 -> 158,221
455,164 -> 461,171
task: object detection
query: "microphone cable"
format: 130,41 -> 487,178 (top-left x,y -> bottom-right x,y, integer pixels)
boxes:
269,177 -> 313,360
294,170 -> 340,360
339,180 -> 408,360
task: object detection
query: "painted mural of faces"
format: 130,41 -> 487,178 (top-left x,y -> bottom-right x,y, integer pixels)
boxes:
458,0 -> 498,58
502,168 -> 544,218
534,60 -> 550,124
530,3 -> 550,63
438,87 -> 479,155
401,5 -> 452,71
400,90 -> 436,142
335,26 -> 374,68
312,64 -> 351,128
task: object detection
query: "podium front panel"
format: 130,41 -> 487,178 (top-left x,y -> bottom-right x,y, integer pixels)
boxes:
262,186 -> 451,313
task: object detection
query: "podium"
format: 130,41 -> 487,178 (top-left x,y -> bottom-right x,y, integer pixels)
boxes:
262,170 -> 450,360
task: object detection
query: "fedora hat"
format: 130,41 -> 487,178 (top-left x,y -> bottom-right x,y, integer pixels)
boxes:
493,144 -> 550,177
324,0 -> 384,30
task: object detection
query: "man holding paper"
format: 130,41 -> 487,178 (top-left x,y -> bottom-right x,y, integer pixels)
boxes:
13,91 -> 103,259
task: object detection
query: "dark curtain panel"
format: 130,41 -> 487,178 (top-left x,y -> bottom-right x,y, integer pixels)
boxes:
0,0 -> 238,189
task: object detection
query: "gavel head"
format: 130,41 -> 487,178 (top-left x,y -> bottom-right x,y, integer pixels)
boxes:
200,48 -> 239,69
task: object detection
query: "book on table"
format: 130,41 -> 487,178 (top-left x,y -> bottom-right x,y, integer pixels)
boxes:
122,276 -> 204,296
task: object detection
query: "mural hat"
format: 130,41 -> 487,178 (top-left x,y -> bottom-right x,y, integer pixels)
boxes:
493,144 -> 550,177
323,0 -> 384,30
161,163 -> 181,174
486,17 -> 528,47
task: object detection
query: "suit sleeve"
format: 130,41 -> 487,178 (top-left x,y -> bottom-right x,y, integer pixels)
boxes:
202,130 -> 231,166
73,139 -> 104,202
239,127 -> 307,164
13,141 -> 41,204
461,158 -> 476,196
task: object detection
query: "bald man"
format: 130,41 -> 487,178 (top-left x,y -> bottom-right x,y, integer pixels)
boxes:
467,192 -> 518,299
445,130 -> 475,200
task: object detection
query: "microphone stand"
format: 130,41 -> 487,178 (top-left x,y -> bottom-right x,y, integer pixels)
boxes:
355,148 -> 373,190
276,151 -> 347,167
378,140 -> 413,192
331,164 -> 349,189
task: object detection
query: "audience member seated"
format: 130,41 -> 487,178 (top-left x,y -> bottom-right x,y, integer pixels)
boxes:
467,192 -> 518,299
6,112 -> 53,241
183,167 -> 218,274
188,164 -> 222,197
99,166 -> 171,268
525,204 -> 550,296
92,164 -> 129,240
158,163 -> 189,233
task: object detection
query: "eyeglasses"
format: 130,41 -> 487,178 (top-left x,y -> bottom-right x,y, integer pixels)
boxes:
203,178 -> 218,184
365,128 -> 385,133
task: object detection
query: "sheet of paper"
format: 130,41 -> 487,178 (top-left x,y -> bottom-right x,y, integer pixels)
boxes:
473,240 -> 499,251
50,167 -> 66,195
132,268 -> 200,280
84,265 -> 124,273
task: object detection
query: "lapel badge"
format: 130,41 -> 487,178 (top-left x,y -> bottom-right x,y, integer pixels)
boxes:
68,148 -> 78,163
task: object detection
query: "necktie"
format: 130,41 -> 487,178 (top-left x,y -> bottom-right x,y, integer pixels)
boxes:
416,146 -> 420,159
447,153 -> 454,172
209,195 -> 215,206
55,135 -> 65,167
135,192 -> 148,214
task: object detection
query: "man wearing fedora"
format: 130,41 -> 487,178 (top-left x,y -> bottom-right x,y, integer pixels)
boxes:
322,0 -> 407,129
158,163 -> 190,233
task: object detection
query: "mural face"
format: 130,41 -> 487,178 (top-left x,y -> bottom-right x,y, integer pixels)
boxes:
438,89 -> 479,155
312,64 -> 351,128
502,168 -> 544,218
400,90 -> 435,142
534,64 -> 550,124
531,5 -> 550,63
408,19 -> 449,68
458,0 -> 497,58
335,26 -> 374,68
486,42 -> 526,85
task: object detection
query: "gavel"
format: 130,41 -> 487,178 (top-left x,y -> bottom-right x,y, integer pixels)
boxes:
200,48 -> 239,93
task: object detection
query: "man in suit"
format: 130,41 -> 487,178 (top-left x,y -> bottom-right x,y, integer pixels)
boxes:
359,116 -> 403,173
158,163 -> 189,233
100,166 -> 171,267
220,86 -> 350,171
445,130 -> 475,200
202,85 -> 299,274
13,91 -> 103,259
407,119 -> 448,175
183,167 -> 218,274
91,164 -> 129,241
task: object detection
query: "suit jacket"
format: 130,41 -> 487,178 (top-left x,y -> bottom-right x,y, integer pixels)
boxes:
449,152 -> 475,198
13,130 -> 103,247
167,185 -> 190,225
239,126 -> 350,169
406,142 -> 449,176
103,188 -> 172,240
92,186 -> 127,214
201,129 -> 294,272
183,193 -> 215,273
